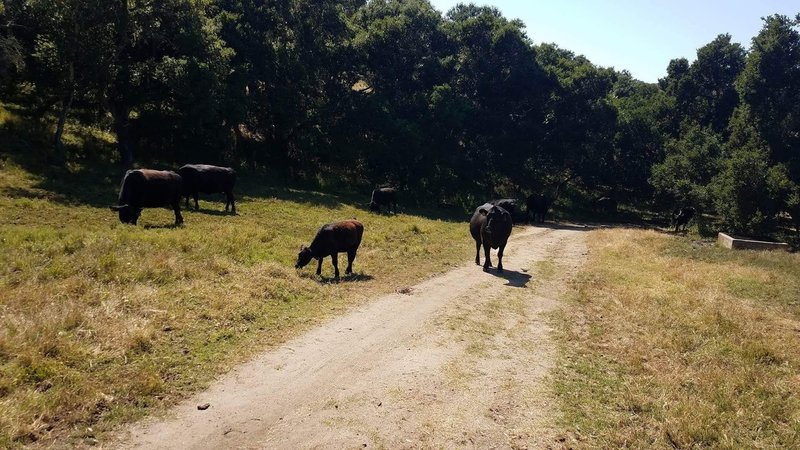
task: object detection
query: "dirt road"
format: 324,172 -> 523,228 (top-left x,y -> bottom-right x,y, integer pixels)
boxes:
118,225 -> 588,449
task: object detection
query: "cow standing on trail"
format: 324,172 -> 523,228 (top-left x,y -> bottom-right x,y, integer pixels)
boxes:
470,204 -> 513,272
526,194 -> 549,223
110,169 -> 183,226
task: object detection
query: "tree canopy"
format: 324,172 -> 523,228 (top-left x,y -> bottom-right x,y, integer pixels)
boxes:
1,1 -> 799,235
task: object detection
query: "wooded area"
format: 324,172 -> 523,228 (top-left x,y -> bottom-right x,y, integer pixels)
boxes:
1,1 -> 798,236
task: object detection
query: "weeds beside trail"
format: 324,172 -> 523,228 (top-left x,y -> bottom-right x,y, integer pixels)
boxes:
555,228 -> 800,448
0,158 -> 471,447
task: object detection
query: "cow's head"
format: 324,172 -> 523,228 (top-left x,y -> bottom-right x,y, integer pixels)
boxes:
480,206 -> 508,234
110,204 -> 141,224
295,245 -> 314,269
369,201 -> 379,212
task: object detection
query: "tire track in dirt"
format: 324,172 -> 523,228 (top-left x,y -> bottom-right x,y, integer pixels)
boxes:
118,224 -> 588,449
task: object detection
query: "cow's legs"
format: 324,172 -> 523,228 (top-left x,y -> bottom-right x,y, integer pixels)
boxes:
483,242 -> 492,269
227,191 -> 236,215
345,249 -> 356,275
331,253 -> 340,279
193,193 -> 200,211
497,244 -> 505,272
173,203 -> 184,225
316,258 -> 323,276
185,196 -> 190,209
474,239 -> 481,265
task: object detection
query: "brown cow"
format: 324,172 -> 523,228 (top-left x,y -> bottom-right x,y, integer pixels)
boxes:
295,219 -> 364,279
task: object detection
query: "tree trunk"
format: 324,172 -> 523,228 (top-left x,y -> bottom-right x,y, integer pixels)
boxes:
112,103 -> 133,168
53,61 -> 75,165
111,0 -> 133,168
53,85 -> 74,164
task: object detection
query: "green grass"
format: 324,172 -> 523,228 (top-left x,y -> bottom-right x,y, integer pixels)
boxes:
0,107 -> 473,447
554,229 -> 800,449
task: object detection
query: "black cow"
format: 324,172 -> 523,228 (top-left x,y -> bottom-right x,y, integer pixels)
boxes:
110,169 -> 183,226
672,207 -> 696,232
490,198 -> 518,215
295,219 -> 364,280
470,204 -> 513,272
526,194 -> 549,223
177,164 -> 237,214
369,187 -> 398,214
594,196 -> 618,214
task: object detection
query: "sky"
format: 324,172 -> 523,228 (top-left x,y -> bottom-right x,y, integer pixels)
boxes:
429,0 -> 799,83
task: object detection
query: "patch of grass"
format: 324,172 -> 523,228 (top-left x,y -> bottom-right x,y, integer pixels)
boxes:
0,154 -> 472,447
554,229 -> 800,448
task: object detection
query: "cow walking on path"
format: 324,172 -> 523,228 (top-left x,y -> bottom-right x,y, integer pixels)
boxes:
470,204 -> 513,272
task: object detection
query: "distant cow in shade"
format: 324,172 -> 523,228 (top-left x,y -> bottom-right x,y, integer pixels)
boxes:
672,207 -> 696,232
526,194 -> 549,223
470,203 -> 513,272
594,196 -> 617,214
369,187 -> 398,214
295,219 -> 364,280
490,198 -> 518,215
177,164 -> 237,214
110,169 -> 183,226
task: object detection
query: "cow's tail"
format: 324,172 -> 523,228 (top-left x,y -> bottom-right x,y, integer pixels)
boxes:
117,170 -> 133,205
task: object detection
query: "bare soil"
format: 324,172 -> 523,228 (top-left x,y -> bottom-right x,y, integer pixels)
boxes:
116,225 -> 588,449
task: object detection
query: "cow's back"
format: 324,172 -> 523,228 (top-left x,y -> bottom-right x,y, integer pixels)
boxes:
311,220 -> 364,255
178,164 -> 236,193
121,169 -> 182,208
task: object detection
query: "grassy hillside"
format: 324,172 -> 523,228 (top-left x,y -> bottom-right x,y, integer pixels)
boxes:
0,107 -> 473,447
556,229 -> 800,448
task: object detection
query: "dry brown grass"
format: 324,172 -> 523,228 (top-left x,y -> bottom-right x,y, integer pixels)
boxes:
0,156 -> 472,447
554,228 -> 800,448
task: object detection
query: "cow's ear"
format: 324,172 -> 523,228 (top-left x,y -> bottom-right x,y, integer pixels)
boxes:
479,208 -> 488,215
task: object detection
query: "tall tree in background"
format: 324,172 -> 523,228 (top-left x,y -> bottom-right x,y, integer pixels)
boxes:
25,0 -> 114,161
444,4 -> 553,195
349,0 -> 450,188
220,0 -> 360,172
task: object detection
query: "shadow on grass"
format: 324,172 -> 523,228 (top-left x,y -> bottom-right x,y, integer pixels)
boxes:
142,223 -> 183,230
298,271 -> 375,284
184,207 -> 236,217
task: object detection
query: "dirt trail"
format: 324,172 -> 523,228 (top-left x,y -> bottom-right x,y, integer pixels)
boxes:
118,225 -> 588,449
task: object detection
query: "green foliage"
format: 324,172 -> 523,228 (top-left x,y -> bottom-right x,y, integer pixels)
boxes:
650,125 -> 721,208
2,2 -> 800,234
711,109 -> 790,235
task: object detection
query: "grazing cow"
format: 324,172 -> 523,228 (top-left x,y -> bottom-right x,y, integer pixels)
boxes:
470,204 -> 513,272
672,207 -> 696,232
110,169 -> 183,226
369,187 -> 398,214
594,196 -> 618,214
177,164 -> 237,214
526,194 -> 549,223
295,219 -> 364,280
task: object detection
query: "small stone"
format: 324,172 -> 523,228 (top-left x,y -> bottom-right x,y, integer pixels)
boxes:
84,438 -> 99,446
198,403 -> 211,410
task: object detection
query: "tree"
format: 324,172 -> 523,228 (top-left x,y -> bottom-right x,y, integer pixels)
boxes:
650,125 -> 721,208
25,0 -> 115,160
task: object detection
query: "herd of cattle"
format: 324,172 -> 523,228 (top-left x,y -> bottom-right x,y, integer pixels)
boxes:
109,166 -> 695,279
